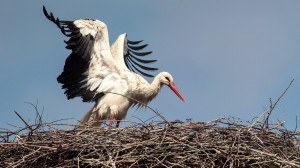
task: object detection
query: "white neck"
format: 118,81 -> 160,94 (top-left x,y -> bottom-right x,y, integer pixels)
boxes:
136,74 -> 163,105
149,75 -> 163,97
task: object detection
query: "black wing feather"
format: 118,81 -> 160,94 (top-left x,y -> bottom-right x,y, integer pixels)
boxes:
43,6 -> 103,102
43,6 -> 67,36
127,56 -> 158,71
129,54 -> 157,64
129,50 -> 152,56
127,40 -> 143,45
128,44 -> 148,50
125,57 -> 154,78
124,37 -> 158,78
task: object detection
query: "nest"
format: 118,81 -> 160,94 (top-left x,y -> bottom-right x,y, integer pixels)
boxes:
1,117 -> 299,168
1,80 -> 299,167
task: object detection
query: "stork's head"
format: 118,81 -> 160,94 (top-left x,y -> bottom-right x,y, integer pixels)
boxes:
159,72 -> 186,102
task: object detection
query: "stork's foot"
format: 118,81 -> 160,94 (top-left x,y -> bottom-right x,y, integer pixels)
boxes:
108,115 -> 121,128
116,121 -> 120,128
109,115 -> 115,128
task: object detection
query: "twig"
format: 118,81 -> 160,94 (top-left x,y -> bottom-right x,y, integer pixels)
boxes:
14,111 -> 34,132
249,79 -> 294,132
248,109 -> 269,131
264,79 -> 294,131
10,147 -> 42,168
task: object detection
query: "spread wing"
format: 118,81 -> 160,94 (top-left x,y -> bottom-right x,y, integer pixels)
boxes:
124,38 -> 158,77
43,6 -> 125,102
110,34 -> 158,78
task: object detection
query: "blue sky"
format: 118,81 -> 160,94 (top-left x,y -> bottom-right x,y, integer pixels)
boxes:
1,1 -> 299,131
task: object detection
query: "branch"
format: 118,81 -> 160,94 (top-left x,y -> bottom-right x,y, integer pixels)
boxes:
14,111 -> 34,132
249,79 -> 294,132
264,79 -> 294,131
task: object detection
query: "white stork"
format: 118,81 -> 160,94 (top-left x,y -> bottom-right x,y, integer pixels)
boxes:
43,6 -> 185,128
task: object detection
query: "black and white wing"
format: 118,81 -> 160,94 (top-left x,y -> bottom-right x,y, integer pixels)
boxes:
110,34 -> 158,78
43,6 -> 125,102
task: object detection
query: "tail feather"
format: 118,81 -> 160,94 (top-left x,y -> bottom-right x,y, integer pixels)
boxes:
76,105 -> 103,128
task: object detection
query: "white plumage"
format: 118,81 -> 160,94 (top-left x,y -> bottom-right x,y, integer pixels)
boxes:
43,6 -> 185,128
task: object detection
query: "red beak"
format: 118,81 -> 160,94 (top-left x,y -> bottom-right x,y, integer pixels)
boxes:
168,82 -> 186,102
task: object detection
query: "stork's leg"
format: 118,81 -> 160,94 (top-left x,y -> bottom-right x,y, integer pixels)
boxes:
116,121 -> 120,128
109,115 -> 115,128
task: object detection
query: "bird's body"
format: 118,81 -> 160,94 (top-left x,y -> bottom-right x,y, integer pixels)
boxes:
43,6 -> 185,128
79,72 -> 169,127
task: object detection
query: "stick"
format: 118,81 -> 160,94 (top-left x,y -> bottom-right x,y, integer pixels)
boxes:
249,79 -> 294,131
14,111 -> 34,132
264,79 -> 294,131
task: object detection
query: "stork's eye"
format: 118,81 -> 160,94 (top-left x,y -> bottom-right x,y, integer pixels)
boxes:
165,77 -> 170,82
